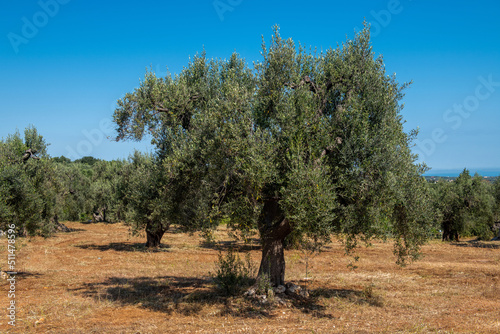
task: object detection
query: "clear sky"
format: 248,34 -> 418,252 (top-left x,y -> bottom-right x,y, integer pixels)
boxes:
1,0 -> 499,175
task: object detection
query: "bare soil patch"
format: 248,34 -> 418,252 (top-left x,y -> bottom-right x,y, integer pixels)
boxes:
1,222 -> 500,333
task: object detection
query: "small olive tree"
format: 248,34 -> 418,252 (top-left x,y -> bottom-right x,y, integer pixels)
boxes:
119,151 -> 170,248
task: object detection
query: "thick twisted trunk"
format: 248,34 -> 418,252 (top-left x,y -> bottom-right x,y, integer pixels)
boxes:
145,221 -> 168,248
257,198 -> 292,287
92,207 -> 107,223
492,222 -> 500,241
442,221 -> 459,242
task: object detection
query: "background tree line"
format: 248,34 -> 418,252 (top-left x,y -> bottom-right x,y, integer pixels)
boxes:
431,169 -> 500,241
0,126 -> 165,241
4,128 -> 497,243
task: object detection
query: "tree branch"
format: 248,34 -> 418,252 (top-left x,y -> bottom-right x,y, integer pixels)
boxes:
22,149 -> 40,162
285,75 -> 322,95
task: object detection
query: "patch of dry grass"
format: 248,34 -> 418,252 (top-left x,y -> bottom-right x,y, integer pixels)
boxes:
0,222 -> 499,333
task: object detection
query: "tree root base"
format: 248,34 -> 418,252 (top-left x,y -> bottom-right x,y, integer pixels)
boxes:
244,282 -> 309,306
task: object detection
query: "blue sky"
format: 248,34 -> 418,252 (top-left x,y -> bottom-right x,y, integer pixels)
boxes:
1,0 -> 499,175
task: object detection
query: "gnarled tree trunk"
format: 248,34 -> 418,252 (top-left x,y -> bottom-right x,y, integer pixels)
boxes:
257,198 -> 292,287
52,214 -> 71,233
92,207 -> 107,223
492,222 -> 500,241
145,221 -> 169,248
442,221 -> 459,241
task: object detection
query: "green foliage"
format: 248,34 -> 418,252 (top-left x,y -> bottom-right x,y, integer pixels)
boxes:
88,159 -> 126,223
55,162 -> 92,221
51,157 -> 127,223
469,174 -> 496,240
0,163 -> 42,234
211,249 -> 254,295
493,177 -> 500,221
280,141 -> 337,247
24,125 -> 49,159
256,272 -> 273,296
0,127 -> 161,244
0,128 -> 127,236
2,130 -> 27,163
52,156 -> 71,164
74,156 -> 101,165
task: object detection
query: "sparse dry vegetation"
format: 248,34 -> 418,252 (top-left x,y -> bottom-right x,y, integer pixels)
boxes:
1,221 -> 500,333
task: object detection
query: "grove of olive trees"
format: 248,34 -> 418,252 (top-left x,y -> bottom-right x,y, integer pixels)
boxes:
1,27 -> 499,291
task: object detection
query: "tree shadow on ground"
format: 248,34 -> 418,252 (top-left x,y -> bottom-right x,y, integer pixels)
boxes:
201,239 -> 335,253
79,221 -> 93,225
310,287 -> 384,308
451,240 -> 500,249
75,242 -> 170,252
1,271 -> 43,280
66,228 -> 86,233
200,239 -> 260,252
69,275 -> 379,319
79,220 -> 119,225
69,275 -> 273,318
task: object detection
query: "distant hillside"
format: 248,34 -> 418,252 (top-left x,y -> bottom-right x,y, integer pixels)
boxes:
425,175 -> 498,183
424,169 -> 500,178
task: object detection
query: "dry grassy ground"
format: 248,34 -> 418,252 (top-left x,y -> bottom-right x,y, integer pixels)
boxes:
0,221 -> 499,333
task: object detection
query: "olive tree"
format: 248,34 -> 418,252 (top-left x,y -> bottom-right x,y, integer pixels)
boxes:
0,127 -> 61,236
113,26 -> 433,286
87,159 -> 125,223
469,174 -> 496,239
54,161 -> 93,221
434,169 -> 495,241
118,151 -> 170,247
